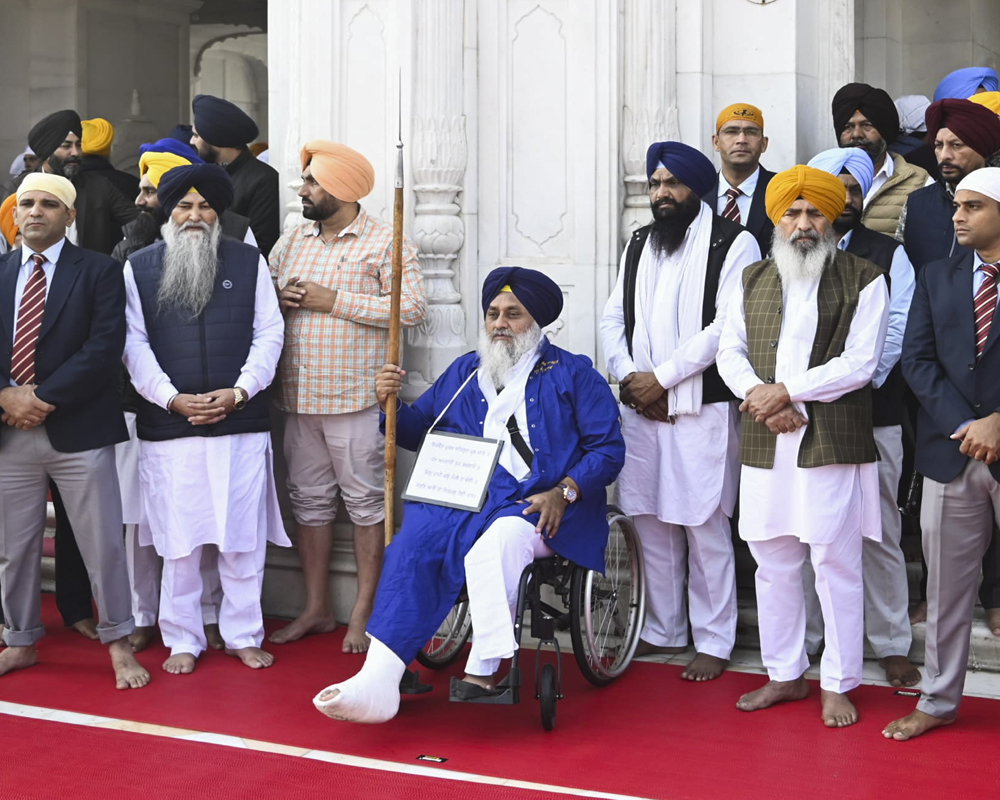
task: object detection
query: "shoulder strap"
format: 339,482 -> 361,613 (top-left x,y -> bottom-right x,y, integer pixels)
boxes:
703,215 -> 745,329
621,226 -> 651,358
506,415 -> 534,469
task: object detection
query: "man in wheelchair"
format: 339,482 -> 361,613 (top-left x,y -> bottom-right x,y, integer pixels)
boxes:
313,266 -> 626,723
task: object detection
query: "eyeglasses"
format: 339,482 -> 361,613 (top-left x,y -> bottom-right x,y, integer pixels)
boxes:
718,126 -> 763,139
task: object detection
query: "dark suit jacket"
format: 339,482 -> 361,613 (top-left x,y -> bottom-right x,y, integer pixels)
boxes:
79,156 -> 140,204
73,171 -> 140,256
0,241 -> 128,453
226,148 -> 280,257
902,250 -> 1000,484
703,165 -> 775,257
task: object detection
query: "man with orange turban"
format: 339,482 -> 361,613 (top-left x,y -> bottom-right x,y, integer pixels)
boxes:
717,165 -> 890,729
0,194 -> 17,255
267,140 -> 426,653
79,117 -> 138,200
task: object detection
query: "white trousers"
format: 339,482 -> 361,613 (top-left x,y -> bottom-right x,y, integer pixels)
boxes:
803,426 -> 911,659
634,508 -> 737,658
126,525 -> 224,629
750,528 -> 863,693
158,543 -> 267,657
463,516 -> 553,677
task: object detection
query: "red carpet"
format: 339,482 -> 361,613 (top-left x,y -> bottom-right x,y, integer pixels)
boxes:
1,596 -> 998,800
0,714 -> 575,800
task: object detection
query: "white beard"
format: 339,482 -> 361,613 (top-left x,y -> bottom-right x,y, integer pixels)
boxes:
771,227 -> 839,285
157,219 -> 222,318
476,323 -> 543,390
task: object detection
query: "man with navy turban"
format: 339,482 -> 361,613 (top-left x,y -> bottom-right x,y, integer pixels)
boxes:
312,267 -> 625,723
121,161 -> 289,676
804,148 -> 919,689
599,140 -> 761,683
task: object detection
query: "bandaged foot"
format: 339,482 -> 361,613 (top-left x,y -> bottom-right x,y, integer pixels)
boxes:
313,635 -> 405,724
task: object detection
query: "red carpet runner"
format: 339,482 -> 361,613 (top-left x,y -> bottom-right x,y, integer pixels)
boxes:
0,597 -> 998,800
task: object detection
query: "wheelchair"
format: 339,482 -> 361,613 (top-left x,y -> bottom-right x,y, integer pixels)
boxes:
401,505 -> 645,730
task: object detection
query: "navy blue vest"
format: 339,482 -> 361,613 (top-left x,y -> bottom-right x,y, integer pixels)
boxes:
129,238 -> 272,441
903,182 -> 969,273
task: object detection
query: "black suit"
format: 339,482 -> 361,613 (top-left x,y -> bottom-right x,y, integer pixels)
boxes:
72,171 -> 140,257
703,165 -> 775,257
79,156 -> 140,205
226,148 -> 280,257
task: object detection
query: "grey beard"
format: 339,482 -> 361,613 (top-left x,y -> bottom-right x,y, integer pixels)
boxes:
477,323 -> 543,390
771,227 -> 839,284
157,219 -> 222,318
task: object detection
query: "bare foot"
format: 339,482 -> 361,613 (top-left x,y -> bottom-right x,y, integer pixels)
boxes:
268,612 -> 338,645
110,639 -> 150,689
821,689 -> 858,728
986,608 -> 1000,637
342,620 -> 370,654
461,673 -> 495,691
882,709 -> 954,741
909,601 -> 927,625
879,655 -> 921,687
737,677 -> 810,712
225,646 -> 275,669
0,645 -> 38,677
681,652 -> 728,681
71,618 -> 99,640
162,653 -> 197,675
204,623 -> 225,651
634,639 -> 687,657
129,626 -> 156,653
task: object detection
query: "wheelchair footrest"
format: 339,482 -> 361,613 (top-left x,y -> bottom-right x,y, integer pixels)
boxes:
399,669 -> 433,695
448,670 -> 520,705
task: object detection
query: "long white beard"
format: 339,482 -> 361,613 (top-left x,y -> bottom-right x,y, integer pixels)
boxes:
771,227 -> 838,285
477,323 -> 543,390
157,219 -> 222,318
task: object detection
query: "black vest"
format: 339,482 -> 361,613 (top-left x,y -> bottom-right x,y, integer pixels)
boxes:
621,215 -> 745,404
903,182 -> 969,273
845,224 -> 905,427
128,238 -> 272,441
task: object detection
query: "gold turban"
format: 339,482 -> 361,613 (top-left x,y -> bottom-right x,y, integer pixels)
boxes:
969,91 -> 1000,117
82,118 -> 114,158
0,194 -> 17,246
17,172 -> 77,210
716,103 -> 764,133
139,150 -> 194,188
764,165 -> 846,226
300,140 -> 375,202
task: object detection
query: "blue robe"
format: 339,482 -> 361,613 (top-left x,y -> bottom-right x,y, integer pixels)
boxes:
368,338 -> 626,662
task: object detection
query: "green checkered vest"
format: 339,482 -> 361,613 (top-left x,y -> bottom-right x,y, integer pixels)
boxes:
739,250 -> 883,469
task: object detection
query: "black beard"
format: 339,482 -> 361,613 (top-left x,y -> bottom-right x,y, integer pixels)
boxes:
198,143 -> 218,164
832,205 -> 861,234
649,195 -> 702,256
131,206 -> 169,247
47,155 -> 81,180
302,197 -> 339,220
844,136 -> 887,163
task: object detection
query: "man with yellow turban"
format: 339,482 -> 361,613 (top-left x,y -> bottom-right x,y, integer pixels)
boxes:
79,117 -> 139,201
707,102 -> 776,256
717,165 -> 890,729
267,140 -> 426,654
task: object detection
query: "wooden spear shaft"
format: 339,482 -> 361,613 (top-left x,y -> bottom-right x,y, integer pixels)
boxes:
384,130 -> 405,546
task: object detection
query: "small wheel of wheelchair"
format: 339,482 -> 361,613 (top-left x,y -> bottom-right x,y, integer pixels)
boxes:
569,506 -> 646,686
539,663 -> 557,731
417,598 -> 473,669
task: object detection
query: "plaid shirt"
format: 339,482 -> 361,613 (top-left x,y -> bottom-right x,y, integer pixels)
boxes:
269,210 -> 426,414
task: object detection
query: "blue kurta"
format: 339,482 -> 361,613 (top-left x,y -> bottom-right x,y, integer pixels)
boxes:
368,338 -> 625,662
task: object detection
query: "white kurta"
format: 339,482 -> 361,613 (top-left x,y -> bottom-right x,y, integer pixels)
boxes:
122,255 -> 291,560
716,268 -> 890,544
600,206 -> 761,526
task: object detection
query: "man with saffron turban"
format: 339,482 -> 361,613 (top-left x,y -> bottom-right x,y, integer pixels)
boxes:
311,267 -> 625,723
79,118 -> 139,201
717,165 -> 890,728
600,141 -> 760,682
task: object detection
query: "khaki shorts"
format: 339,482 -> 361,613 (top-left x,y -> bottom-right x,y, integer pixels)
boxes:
283,406 -> 385,527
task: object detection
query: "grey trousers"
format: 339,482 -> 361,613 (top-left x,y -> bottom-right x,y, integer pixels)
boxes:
918,459 -> 999,719
804,425 -> 912,659
0,426 -> 134,647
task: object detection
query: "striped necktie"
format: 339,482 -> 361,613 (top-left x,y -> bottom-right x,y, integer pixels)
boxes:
722,187 -> 742,224
11,253 -> 47,386
974,261 -> 1000,360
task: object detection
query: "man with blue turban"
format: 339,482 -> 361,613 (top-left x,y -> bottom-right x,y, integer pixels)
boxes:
599,141 -> 761,683
934,66 -> 999,102
804,148 -> 919,689
312,267 -> 625,723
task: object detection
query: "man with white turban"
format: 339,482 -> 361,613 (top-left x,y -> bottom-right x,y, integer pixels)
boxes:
887,167 -> 1000,741
717,165 -> 890,728
267,141 -> 426,653
803,148 -> 919,687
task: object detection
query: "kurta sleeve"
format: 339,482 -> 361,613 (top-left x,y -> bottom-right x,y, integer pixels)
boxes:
563,365 -> 626,501
235,256 -> 285,399
715,277 -> 761,399
599,248 -> 638,381
121,263 -> 179,410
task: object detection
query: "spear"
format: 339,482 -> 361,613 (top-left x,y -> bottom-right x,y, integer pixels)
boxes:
384,77 -> 404,546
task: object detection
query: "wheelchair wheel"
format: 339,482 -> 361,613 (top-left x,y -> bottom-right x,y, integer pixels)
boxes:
569,507 -> 646,686
416,599 -> 473,669
539,663 -> 557,731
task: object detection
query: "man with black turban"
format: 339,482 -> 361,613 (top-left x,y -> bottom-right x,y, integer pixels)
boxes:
121,163 -> 290,676
833,83 -> 929,237
310,267 -> 625,723
599,140 -> 760,683
190,94 -> 280,256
